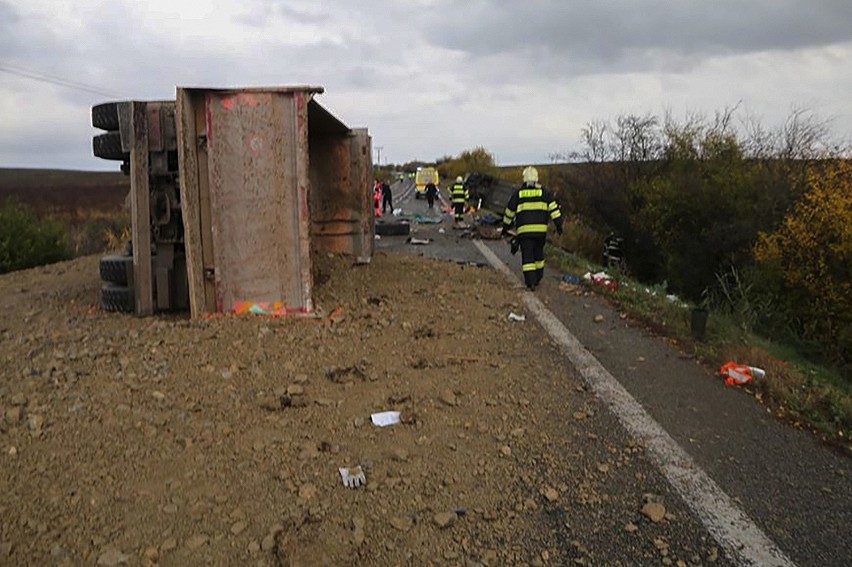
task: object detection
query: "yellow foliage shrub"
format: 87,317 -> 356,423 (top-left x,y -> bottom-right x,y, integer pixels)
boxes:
754,160 -> 852,365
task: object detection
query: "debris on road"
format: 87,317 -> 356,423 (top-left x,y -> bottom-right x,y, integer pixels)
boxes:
641,501 -> 667,523
0,246 -> 759,565
476,212 -> 502,225
339,465 -> 366,488
406,237 -> 432,245
720,362 -> 766,386
413,213 -> 443,224
439,389 -> 459,406
433,511 -> 458,529
541,486 -> 560,502
584,271 -> 619,292
508,312 -> 526,322
370,410 -> 401,427
375,221 -> 411,237
325,364 -> 368,383
232,301 -> 289,316
473,225 -> 503,240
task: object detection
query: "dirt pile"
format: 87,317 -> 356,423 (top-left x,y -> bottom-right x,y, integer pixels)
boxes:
0,251 -> 728,566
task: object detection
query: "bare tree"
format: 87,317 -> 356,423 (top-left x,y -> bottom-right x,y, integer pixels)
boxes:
613,113 -> 661,162
739,110 -> 775,160
780,106 -> 833,160
579,119 -> 610,163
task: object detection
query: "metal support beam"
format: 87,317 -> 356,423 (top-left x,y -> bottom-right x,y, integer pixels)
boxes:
129,101 -> 153,316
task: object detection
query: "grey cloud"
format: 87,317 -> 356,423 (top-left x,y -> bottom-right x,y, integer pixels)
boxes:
0,2 -> 42,59
232,4 -> 275,28
429,0 -> 852,70
231,2 -> 331,28
274,4 -> 332,25
2,0 -> 851,170
0,1 -> 20,30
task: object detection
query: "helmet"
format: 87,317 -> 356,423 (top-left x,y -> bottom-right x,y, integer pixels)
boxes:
522,166 -> 538,184
456,176 -> 463,183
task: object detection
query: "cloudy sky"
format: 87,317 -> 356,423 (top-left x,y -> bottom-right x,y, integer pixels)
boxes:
1,0 -> 851,171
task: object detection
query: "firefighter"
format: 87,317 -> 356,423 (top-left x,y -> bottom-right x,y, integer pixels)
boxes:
501,166 -> 563,290
381,180 -> 393,214
450,176 -> 468,222
603,232 -> 624,268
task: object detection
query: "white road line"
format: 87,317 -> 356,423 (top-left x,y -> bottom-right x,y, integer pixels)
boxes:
473,240 -> 796,567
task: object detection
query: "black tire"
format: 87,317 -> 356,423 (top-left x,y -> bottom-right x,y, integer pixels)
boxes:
100,254 -> 133,285
91,102 -> 121,131
101,282 -> 134,313
375,222 -> 410,236
93,131 -> 128,161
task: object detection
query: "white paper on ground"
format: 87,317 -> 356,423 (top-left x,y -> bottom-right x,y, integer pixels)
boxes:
371,411 -> 401,427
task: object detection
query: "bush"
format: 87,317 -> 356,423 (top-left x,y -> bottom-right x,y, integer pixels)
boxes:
0,198 -> 71,274
753,160 -> 852,372
552,108 -> 844,301
437,147 -> 497,181
553,217 -> 604,263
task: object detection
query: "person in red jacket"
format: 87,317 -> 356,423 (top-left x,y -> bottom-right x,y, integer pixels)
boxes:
372,182 -> 382,217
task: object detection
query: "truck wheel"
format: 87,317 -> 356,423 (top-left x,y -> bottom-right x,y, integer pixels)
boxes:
93,131 -> 128,161
91,102 -> 121,131
101,282 -> 134,313
375,222 -> 410,236
99,254 -> 133,286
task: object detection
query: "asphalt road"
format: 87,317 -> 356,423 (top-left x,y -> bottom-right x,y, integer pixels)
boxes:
378,179 -> 852,567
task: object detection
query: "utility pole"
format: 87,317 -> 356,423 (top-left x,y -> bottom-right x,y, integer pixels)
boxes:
375,146 -> 383,166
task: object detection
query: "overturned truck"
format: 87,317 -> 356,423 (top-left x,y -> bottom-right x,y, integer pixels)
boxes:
91,87 -> 373,317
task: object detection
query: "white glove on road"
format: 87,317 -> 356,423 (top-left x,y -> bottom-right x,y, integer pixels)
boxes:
339,466 -> 366,488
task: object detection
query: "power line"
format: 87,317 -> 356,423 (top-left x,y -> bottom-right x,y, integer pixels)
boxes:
0,61 -> 125,98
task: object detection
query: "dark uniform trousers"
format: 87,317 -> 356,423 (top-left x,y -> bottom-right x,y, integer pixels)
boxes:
519,235 -> 546,288
453,202 -> 464,221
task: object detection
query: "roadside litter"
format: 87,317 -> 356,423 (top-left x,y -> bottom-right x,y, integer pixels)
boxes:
339,465 -> 366,488
392,208 -> 404,216
371,410 -> 401,427
406,237 -> 431,245
561,274 -> 583,285
720,361 -> 766,387
232,301 -> 289,316
508,312 -> 526,322
584,271 -> 619,292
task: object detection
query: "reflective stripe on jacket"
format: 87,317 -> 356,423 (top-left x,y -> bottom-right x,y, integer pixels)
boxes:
502,183 -> 562,235
451,182 -> 468,204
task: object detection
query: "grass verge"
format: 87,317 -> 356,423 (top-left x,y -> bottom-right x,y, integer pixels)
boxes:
546,243 -> 851,456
